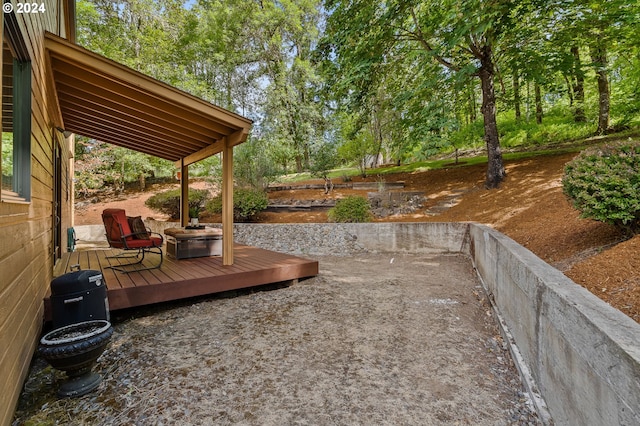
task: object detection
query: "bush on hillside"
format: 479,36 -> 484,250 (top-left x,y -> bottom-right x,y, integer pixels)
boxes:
327,196 -> 372,223
145,188 -> 209,219
562,141 -> 640,235
206,187 -> 268,222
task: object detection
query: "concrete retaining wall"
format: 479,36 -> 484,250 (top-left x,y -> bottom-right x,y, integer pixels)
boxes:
469,224 -> 640,426
73,221 -> 640,425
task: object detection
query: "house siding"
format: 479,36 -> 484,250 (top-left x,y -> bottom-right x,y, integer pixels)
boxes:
0,1 -> 72,423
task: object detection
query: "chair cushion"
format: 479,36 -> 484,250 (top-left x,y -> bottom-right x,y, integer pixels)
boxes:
127,216 -> 150,239
125,236 -> 163,248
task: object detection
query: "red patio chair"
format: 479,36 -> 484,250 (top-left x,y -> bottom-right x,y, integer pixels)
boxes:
101,208 -> 164,272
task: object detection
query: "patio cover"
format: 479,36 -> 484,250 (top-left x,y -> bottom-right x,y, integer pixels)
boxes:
44,32 -> 252,265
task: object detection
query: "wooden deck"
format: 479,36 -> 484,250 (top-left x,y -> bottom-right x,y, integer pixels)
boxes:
47,245 -> 318,318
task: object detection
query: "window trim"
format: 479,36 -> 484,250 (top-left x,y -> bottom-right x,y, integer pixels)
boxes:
1,14 -> 32,203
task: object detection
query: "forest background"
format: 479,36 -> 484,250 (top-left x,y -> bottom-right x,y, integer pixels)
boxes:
70,0 -> 640,195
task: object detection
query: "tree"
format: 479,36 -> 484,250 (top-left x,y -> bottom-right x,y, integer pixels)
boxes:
341,131 -> 376,178
309,140 -> 338,193
550,0 -> 638,134
570,46 -> 587,123
323,0 -> 523,188
257,0 -> 325,173
188,0 -> 261,110
77,0 -> 328,181
233,137 -> 278,190
74,138 -> 170,195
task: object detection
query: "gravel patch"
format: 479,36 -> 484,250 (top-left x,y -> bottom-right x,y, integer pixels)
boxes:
14,254 -> 540,425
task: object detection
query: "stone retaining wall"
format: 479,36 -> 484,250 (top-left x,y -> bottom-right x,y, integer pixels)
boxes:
232,222 -> 469,255
141,221 -> 468,256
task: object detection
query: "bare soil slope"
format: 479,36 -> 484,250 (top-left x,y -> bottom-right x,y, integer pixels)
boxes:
75,152 -> 639,322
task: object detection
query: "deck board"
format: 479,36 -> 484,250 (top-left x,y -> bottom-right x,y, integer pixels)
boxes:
47,245 -> 318,319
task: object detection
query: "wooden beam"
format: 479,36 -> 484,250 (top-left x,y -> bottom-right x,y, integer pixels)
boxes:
64,0 -> 76,43
178,128 -> 249,167
228,127 -> 250,147
178,137 -> 225,168
43,45 -> 65,130
180,160 -> 189,227
222,140 -> 234,265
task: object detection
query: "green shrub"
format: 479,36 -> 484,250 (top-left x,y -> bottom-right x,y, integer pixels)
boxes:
328,196 -> 373,223
562,141 -> 640,235
145,188 -> 209,219
206,187 -> 268,222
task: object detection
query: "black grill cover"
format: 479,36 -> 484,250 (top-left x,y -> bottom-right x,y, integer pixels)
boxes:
50,270 -> 109,328
51,270 -> 103,295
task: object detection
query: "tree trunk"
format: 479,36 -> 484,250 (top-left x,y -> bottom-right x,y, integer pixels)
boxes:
469,82 -> 477,123
526,81 -> 531,121
563,74 -> 574,106
534,81 -> 543,124
513,70 -> 521,122
571,46 -> 586,123
225,68 -> 233,111
323,176 -> 334,194
359,159 -> 367,178
119,158 -> 125,193
478,45 -> 505,189
590,44 -> 610,135
295,154 -> 303,174
303,143 -> 311,170
373,111 -> 384,169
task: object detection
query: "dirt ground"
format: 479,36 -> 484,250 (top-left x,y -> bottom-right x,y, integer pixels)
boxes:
75,150 -> 640,322
14,254 -> 540,425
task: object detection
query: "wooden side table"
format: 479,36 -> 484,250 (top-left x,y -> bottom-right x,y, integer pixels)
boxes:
164,227 -> 223,259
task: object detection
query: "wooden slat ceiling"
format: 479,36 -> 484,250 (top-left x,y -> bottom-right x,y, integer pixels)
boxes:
44,32 -> 252,164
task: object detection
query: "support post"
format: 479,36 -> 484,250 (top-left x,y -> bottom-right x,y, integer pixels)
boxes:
222,139 -> 234,265
180,159 -> 189,227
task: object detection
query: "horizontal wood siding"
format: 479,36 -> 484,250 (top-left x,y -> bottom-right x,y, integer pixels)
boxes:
0,1 -> 72,424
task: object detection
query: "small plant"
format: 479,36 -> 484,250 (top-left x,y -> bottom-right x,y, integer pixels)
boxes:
188,206 -> 201,219
327,196 -> 373,223
309,142 -> 338,194
206,187 -> 269,222
562,141 -> 640,235
145,188 -> 209,219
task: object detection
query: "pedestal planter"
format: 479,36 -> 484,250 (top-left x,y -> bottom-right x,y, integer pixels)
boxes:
38,320 -> 113,397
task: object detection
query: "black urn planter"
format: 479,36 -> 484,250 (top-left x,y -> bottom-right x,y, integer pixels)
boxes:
38,320 -> 113,398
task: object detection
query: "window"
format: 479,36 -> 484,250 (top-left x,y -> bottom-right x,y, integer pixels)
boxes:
1,19 -> 31,202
